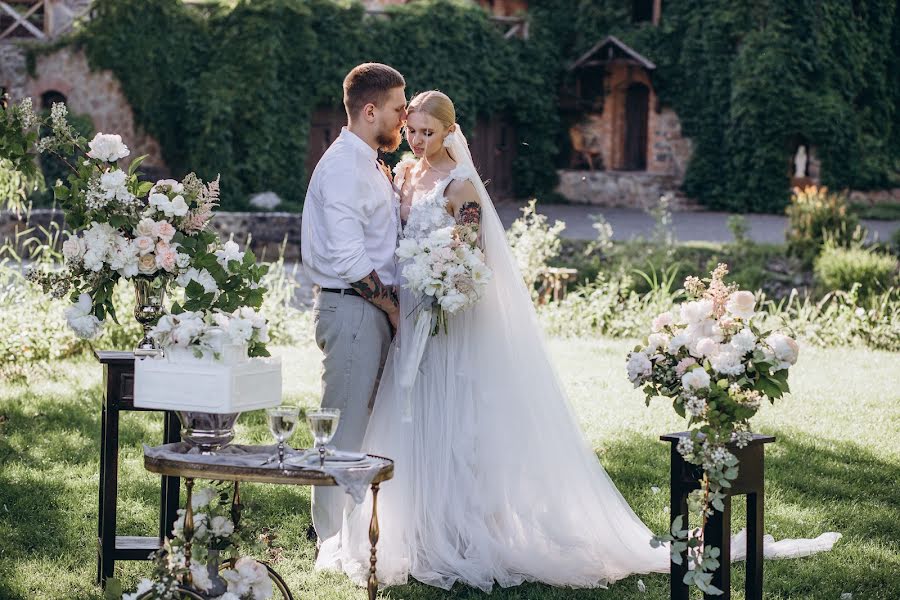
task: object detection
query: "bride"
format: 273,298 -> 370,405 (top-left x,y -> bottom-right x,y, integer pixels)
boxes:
315,91 -> 839,591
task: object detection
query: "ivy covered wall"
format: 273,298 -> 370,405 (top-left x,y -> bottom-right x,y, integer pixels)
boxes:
64,0 -> 899,212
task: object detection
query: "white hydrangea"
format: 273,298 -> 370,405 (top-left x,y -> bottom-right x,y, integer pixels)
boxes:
730,327 -> 757,354
626,351 -> 653,386
710,346 -> 746,376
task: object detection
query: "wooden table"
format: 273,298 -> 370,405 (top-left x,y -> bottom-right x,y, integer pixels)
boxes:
144,443 -> 395,600
661,432 -> 775,600
95,351 -> 181,587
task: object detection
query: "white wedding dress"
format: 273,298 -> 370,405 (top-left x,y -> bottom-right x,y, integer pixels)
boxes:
315,129 -> 840,592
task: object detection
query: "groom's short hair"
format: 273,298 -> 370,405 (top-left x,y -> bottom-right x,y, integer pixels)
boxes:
343,63 -> 405,120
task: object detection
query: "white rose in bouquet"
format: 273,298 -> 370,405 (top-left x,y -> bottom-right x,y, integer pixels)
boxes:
134,236 -> 155,256
99,169 -> 128,200
726,290 -> 756,320
765,333 -> 799,370
168,195 -> 189,217
681,368 -> 711,391
135,217 -> 157,238
62,234 -> 86,262
137,253 -> 157,275
86,133 -> 130,162
651,311 -> 673,332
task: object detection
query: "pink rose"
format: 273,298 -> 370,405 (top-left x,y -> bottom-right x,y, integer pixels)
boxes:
155,240 -> 170,255
156,248 -> 178,272
153,221 -> 176,243
134,236 -> 155,256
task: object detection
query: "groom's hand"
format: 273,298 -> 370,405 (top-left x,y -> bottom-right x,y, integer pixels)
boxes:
351,270 -> 400,335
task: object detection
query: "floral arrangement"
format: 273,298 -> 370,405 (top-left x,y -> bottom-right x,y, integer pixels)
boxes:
626,264 -> 798,595
123,485 -> 273,600
396,223 -> 491,334
2,98 -> 270,354
150,307 -> 270,359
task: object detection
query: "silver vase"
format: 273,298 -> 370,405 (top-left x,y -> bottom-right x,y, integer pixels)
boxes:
133,276 -> 167,357
176,411 -> 242,454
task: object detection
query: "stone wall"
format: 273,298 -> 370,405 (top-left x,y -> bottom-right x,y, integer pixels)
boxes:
554,170 -> 696,210
25,47 -> 167,172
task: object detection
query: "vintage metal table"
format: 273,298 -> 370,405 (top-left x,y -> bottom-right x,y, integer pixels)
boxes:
143,443 -> 395,600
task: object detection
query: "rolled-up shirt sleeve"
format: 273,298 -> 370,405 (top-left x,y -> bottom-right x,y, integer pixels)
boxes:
320,166 -> 376,284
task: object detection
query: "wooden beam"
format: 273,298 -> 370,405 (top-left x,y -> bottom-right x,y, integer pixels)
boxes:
0,1 -> 46,40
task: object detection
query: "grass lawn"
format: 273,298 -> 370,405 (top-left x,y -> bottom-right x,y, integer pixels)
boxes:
0,337 -> 898,599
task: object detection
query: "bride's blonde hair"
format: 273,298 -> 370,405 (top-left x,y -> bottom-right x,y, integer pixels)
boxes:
407,90 -> 455,129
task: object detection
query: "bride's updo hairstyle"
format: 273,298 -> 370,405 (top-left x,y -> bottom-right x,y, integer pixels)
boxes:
407,91 -> 455,129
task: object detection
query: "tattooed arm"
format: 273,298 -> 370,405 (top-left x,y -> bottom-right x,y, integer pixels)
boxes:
447,179 -> 483,247
351,270 -> 400,332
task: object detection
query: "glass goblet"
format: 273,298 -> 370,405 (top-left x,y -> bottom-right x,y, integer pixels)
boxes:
306,408 -> 341,467
265,405 -> 300,468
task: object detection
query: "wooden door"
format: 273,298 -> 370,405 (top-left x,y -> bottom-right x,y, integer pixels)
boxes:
305,106 -> 346,180
470,115 -> 517,200
624,83 -> 649,171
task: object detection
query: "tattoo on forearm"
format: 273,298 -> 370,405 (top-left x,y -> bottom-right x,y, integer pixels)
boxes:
351,270 -> 398,313
458,201 -> 481,226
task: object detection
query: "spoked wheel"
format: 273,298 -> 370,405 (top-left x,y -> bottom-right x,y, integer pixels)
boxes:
136,589 -> 204,600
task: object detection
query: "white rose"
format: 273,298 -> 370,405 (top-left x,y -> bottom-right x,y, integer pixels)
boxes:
681,368 -> 711,391
680,299 -> 714,324
137,253 -> 157,274
766,333 -> 799,366
651,311 -> 673,332
626,351 -> 653,385
148,193 -> 170,210
134,236 -> 155,256
150,178 -> 184,196
135,217 -> 156,238
62,235 -> 86,261
86,133 -> 130,162
726,290 -> 756,320
647,332 -> 670,352
169,195 -> 189,217
695,337 -> 719,358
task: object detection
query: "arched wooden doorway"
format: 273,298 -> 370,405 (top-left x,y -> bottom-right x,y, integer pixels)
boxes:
623,82 -> 649,171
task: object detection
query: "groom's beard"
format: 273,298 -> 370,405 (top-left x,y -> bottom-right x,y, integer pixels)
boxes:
376,126 -> 402,153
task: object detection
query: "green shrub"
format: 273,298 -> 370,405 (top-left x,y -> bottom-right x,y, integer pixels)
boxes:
786,186 -> 861,260
814,244 -> 899,297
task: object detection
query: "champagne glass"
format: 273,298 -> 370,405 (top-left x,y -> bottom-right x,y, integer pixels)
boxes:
307,408 -> 341,467
266,405 -> 300,468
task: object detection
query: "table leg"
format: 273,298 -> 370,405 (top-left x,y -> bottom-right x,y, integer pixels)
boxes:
368,482 -> 381,600
160,411 -> 181,540
97,402 -> 120,587
669,449 -> 689,600
96,403 -> 108,585
183,478 -> 195,587
746,491 -> 764,600
704,494 -> 732,600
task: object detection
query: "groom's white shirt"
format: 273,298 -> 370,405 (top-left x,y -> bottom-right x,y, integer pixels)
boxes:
301,127 -> 398,288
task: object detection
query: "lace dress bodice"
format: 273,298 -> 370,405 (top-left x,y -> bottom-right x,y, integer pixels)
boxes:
394,159 -> 477,241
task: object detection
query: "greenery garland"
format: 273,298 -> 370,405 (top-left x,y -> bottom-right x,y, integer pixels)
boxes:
32,0 -> 898,212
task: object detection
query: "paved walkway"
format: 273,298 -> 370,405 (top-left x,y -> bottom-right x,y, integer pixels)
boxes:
493,202 -> 900,244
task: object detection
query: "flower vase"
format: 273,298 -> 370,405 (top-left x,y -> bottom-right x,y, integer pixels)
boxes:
176,411 -> 242,454
200,548 -> 228,596
133,276 -> 167,356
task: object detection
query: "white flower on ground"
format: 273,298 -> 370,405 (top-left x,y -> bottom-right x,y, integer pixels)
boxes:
681,368 -> 710,391
86,133 -> 130,162
626,351 -> 653,386
222,557 -> 273,600
726,290 -> 756,320
210,515 -> 235,537
123,578 -> 154,600
637,579 -> 647,593
65,293 -> 102,339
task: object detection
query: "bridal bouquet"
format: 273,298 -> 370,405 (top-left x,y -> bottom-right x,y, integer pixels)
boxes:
627,264 -> 798,594
396,224 -> 491,335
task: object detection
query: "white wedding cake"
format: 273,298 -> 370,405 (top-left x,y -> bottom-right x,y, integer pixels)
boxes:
134,344 -> 282,413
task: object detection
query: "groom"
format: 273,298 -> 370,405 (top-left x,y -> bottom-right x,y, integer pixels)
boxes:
300,63 -> 407,546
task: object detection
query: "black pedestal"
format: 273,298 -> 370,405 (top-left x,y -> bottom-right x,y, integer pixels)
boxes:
661,432 -> 775,600
95,351 -> 181,587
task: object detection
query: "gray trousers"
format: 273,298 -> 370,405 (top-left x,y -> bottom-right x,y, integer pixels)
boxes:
311,290 -> 391,541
